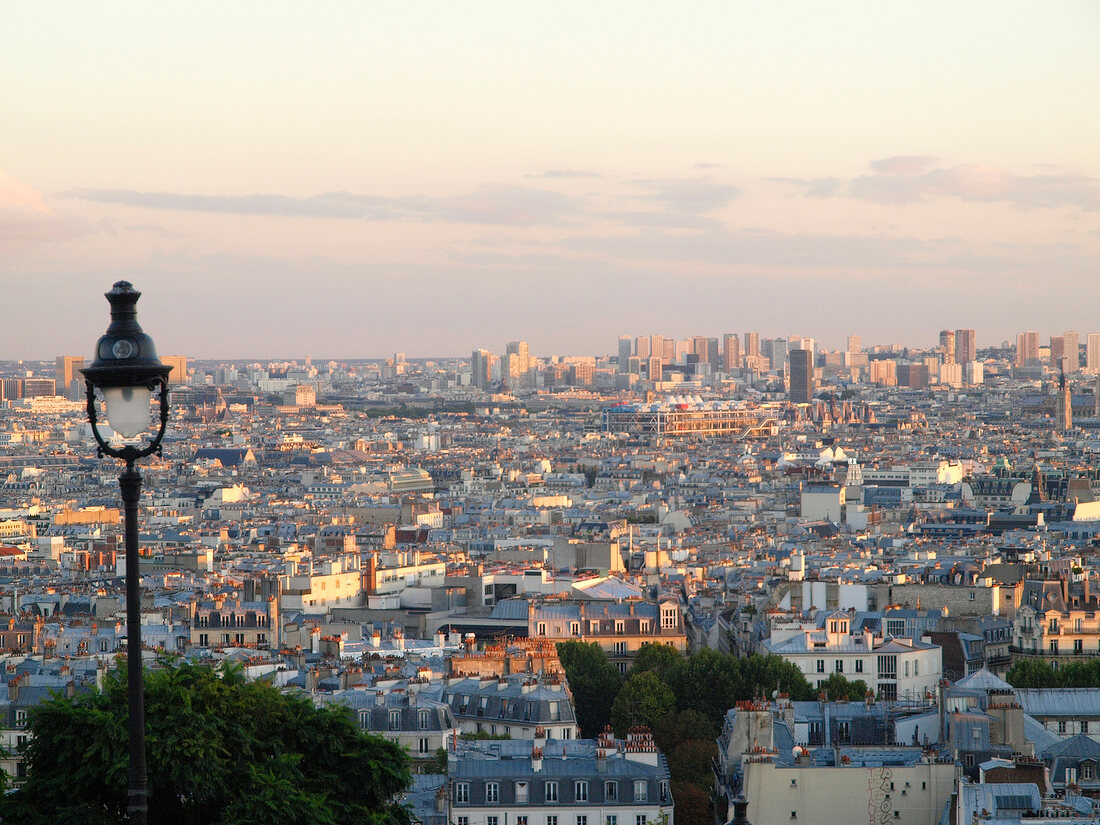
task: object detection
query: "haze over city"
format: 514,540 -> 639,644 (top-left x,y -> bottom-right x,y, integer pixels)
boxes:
2,1 -> 1098,358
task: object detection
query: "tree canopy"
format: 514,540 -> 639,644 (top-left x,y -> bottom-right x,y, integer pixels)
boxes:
1008,658 -> 1100,688
2,660 -> 412,825
556,641 -> 622,737
610,671 -> 677,737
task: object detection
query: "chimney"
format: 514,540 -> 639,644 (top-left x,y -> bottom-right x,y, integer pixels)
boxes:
8,673 -> 20,701
730,795 -> 753,825
531,746 -> 543,773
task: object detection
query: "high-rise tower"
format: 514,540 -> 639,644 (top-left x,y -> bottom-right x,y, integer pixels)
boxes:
788,349 -> 813,404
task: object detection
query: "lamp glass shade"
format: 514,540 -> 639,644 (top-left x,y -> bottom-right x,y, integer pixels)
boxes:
102,385 -> 153,437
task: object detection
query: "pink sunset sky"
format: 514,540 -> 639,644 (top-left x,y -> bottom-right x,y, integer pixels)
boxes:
2,1 -> 1099,359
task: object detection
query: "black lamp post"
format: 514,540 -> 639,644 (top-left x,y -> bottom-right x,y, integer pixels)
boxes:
81,281 -> 170,825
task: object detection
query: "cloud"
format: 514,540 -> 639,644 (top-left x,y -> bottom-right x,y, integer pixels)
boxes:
868,155 -> 938,175
630,176 -> 741,213
525,169 -> 602,179
65,184 -> 581,226
768,176 -> 843,198
0,170 -> 90,248
773,158 -> 1100,210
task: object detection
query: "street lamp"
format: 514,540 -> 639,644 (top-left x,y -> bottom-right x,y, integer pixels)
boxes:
81,281 -> 170,825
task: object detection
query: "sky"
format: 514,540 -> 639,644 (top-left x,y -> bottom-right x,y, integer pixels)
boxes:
2,1 -> 1099,359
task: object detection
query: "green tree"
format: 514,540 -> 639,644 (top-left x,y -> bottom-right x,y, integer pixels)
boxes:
817,672 -> 870,701
610,671 -> 676,737
2,660 -> 412,825
630,642 -> 687,686
650,709 -> 715,754
557,641 -> 622,737
669,781 -> 712,825
667,738 -> 718,787
1006,658 -> 1060,688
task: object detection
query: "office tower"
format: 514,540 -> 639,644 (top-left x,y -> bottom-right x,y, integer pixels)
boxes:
1,379 -> 22,400
790,335 -> 814,356
899,363 -> 928,389
505,341 -> 530,388
1015,331 -> 1039,367
646,356 -> 662,383
161,354 -> 190,386
649,335 -> 665,364
954,329 -> 976,364
788,349 -> 813,403
869,360 -> 898,386
723,333 -> 741,373
1057,371 -> 1072,431
23,378 -> 56,397
938,330 -> 956,363
635,336 -> 651,359
771,339 -> 790,373
617,336 -> 632,372
847,335 -> 861,354
662,338 -> 675,360
743,332 -> 760,359
1064,331 -> 1080,371
1050,336 -> 1066,370
55,355 -> 85,399
964,360 -> 984,386
707,338 -> 721,373
1088,334 -> 1100,375
471,349 -> 494,390
691,335 -> 708,358
940,362 -> 963,388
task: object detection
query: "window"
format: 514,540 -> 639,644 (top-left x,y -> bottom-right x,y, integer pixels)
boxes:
835,660 -> 843,673
816,659 -> 825,673
904,661 -> 909,678
1082,764 -> 1095,780
418,737 -> 429,754
516,782 -> 528,803
488,817 -> 499,825
1066,768 -> 1077,786
634,780 -> 647,802
15,710 -> 27,726
574,781 -> 588,802
1059,721 -> 1068,734
1076,639 -> 1084,654
545,782 -> 558,802
969,592 -> 975,601
571,622 -> 580,636
1084,721 -> 1090,734
199,633 -> 208,646
913,660 -> 918,676
662,609 -> 675,629
1050,641 -> 1060,654
641,621 -> 650,633
419,709 -> 431,730
235,633 -> 245,645
965,754 -> 974,768
877,655 -> 897,680
606,818 -> 617,825
359,710 -> 370,730
576,817 -> 587,825
604,781 -> 617,801
635,817 -> 647,825
455,783 -> 469,803
659,781 -> 669,801
614,641 -> 627,656
547,817 -> 557,825
486,782 -> 499,803
517,819 -> 527,825
855,660 -> 863,674
538,623 -> 547,636
458,818 -> 469,825
390,711 -> 401,731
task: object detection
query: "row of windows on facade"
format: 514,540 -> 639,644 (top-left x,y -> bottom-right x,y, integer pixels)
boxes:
455,697 -> 562,721
454,780 -> 667,805
360,709 -> 438,731
457,814 -> 653,825
534,613 -> 676,638
196,614 -> 270,628
812,654 -> 913,678
196,633 -> 266,646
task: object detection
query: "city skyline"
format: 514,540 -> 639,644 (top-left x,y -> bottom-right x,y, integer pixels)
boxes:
3,2 -> 1099,358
